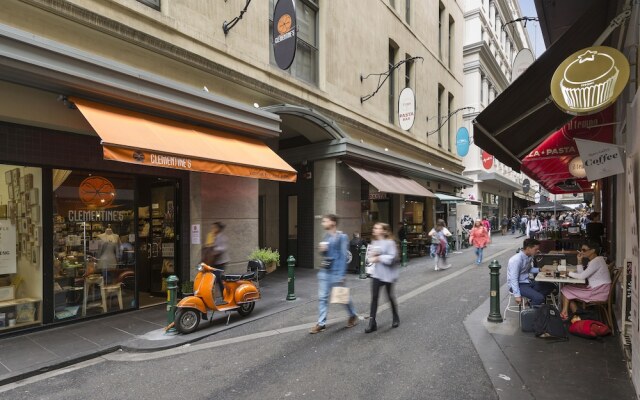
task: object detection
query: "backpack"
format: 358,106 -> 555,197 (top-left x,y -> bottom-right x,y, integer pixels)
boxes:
533,305 -> 568,340
569,320 -> 611,339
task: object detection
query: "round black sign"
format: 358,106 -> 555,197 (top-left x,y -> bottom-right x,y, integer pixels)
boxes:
273,0 -> 297,70
522,178 -> 531,194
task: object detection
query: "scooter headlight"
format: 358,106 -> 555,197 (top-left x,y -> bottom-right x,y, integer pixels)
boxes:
197,263 -> 204,272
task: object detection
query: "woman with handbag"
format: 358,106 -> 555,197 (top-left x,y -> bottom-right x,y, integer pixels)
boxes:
469,219 -> 490,265
365,222 -> 400,333
429,220 -> 451,271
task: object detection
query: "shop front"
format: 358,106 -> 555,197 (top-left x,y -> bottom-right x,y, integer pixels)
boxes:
0,25 -> 297,333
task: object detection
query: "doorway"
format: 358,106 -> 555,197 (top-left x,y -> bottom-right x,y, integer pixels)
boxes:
137,178 -> 180,307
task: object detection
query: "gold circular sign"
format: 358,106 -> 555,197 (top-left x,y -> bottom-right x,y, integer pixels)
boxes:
79,176 -> 116,207
550,46 -> 629,116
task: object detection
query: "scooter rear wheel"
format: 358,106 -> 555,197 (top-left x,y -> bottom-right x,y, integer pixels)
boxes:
175,308 -> 201,334
237,301 -> 255,317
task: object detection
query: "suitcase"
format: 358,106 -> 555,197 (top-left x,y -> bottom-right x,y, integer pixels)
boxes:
521,308 -> 537,332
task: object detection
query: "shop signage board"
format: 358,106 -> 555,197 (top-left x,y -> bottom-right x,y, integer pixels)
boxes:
191,224 -> 201,245
550,46 -> 630,115
534,193 -> 541,204
398,87 -> 415,130
574,138 -> 625,181
0,220 -> 17,275
272,0 -> 297,70
455,127 -> 470,157
522,178 -> 530,194
481,151 -> 494,170
511,48 -> 534,82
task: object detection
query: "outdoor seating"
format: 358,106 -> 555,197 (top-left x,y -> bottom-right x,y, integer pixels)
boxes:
504,291 -> 530,325
578,267 -> 622,332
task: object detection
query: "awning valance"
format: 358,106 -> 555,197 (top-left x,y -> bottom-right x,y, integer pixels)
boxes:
472,2 -> 612,171
347,164 -> 435,198
72,98 -> 297,182
435,193 -> 465,203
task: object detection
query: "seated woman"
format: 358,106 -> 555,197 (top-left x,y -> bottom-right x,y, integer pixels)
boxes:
560,240 -> 611,320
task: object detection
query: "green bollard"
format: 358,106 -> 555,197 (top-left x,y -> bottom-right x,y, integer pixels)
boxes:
166,275 -> 179,332
401,239 -> 408,267
487,260 -> 503,323
286,255 -> 296,301
359,244 -> 367,279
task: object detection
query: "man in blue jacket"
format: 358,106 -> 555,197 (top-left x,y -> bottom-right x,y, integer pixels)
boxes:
310,214 -> 359,333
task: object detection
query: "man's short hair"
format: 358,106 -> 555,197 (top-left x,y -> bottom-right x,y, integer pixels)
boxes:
323,214 -> 338,224
522,238 -> 540,249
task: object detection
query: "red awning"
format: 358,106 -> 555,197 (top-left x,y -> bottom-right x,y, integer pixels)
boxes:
520,106 -> 613,194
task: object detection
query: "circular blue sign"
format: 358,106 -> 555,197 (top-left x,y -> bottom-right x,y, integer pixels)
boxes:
456,127 -> 470,157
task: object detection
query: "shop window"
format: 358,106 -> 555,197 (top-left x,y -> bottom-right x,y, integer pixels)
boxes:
269,0 -> 319,85
53,170 -> 135,321
0,165 -> 43,332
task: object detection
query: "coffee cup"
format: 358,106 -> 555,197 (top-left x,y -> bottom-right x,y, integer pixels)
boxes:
560,259 -> 567,267
319,241 -> 329,252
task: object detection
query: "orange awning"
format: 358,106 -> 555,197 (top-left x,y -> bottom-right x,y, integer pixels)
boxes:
347,164 -> 435,198
71,98 -> 297,182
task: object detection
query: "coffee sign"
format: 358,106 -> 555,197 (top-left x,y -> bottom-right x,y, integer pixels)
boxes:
272,0 -> 297,70
398,87 -> 415,131
551,46 -> 629,115
574,138 -> 625,181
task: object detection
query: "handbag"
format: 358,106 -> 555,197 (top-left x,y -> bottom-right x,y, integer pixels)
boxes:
365,263 -> 375,275
330,286 -> 350,304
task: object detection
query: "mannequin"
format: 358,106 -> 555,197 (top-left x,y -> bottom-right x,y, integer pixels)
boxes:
97,226 -> 121,271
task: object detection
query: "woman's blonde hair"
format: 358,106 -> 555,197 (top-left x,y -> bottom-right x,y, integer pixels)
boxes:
373,222 -> 397,241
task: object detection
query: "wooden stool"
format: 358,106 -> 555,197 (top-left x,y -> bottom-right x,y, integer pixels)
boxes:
82,274 -> 103,316
100,282 -> 123,312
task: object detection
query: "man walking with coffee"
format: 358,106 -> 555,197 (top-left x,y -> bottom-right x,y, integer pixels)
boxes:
310,214 -> 359,334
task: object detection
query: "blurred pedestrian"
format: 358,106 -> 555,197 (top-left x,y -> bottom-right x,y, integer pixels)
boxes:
430,219 -> 451,271
203,222 -> 229,305
365,222 -> 400,333
469,219 -> 490,265
501,215 -> 509,236
310,214 -> 358,334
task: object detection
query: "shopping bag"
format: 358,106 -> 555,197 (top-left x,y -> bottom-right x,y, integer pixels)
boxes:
330,286 -> 350,304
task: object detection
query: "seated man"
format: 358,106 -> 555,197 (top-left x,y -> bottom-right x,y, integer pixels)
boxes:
507,238 -> 556,306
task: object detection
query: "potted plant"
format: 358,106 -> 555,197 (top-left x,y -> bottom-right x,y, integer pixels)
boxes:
248,248 -> 280,276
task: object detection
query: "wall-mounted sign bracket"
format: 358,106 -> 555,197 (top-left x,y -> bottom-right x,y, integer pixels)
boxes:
502,17 -> 538,32
360,56 -> 423,103
223,0 -> 253,35
426,107 -> 475,137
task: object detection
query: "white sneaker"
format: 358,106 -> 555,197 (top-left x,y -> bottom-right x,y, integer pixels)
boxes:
434,265 -> 439,271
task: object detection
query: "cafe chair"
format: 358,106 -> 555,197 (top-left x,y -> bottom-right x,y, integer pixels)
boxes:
578,267 -> 622,332
504,290 -> 530,326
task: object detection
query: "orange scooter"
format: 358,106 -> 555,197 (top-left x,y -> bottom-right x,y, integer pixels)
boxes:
174,260 -> 264,334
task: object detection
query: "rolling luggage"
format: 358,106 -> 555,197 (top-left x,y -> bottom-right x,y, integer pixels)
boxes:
521,308 -> 537,332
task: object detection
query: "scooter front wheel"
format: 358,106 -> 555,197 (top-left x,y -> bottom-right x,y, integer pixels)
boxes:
237,301 -> 255,317
175,308 -> 201,334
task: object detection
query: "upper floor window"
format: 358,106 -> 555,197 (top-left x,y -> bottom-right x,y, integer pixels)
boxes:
447,93 -> 454,152
406,0 -> 411,24
405,53 -> 412,88
389,42 -> 398,124
269,0 -> 319,85
448,16 -> 454,69
437,84 -> 444,147
137,0 -> 160,10
390,0 -> 396,8
438,2 -> 445,59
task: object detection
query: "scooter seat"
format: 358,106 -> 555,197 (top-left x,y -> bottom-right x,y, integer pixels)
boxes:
223,272 -> 256,282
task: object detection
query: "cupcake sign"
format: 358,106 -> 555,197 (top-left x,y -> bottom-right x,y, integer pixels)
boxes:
551,46 -> 629,116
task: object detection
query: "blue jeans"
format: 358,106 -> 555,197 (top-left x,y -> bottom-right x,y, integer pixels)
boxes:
317,269 -> 356,326
519,281 -> 555,306
474,247 -> 484,264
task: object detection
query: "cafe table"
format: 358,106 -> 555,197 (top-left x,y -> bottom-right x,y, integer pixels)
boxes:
535,265 -> 586,305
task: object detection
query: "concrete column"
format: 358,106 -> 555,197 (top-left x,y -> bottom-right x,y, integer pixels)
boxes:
190,172 -> 258,276
313,159 -> 337,268
482,77 -> 489,105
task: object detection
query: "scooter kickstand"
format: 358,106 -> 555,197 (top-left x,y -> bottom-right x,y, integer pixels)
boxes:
225,311 -> 232,326
208,311 -> 214,325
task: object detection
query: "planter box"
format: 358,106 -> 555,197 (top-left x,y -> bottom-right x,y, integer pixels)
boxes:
266,262 -> 277,274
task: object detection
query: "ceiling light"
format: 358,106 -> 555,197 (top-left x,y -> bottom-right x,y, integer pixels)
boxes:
253,103 -> 260,108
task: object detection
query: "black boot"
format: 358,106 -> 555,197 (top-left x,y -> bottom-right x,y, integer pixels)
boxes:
392,314 -> 400,328
365,318 -> 377,333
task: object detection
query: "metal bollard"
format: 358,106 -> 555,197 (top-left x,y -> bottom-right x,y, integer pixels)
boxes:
401,239 -> 408,267
487,260 -> 503,323
359,244 -> 367,279
286,255 -> 296,301
166,275 -> 179,332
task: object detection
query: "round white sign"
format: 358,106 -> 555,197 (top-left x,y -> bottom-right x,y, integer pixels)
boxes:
512,49 -> 535,82
534,193 -> 541,204
568,156 -> 587,178
398,87 -> 416,131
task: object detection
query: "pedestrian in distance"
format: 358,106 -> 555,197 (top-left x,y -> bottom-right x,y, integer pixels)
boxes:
527,214 -> 542,239
309,214 -> 359,334
501,215 -> 509,236
429,219 -> 451,271
482,215 -> 492,237
469,219 -> 490,265
365,222 -> 400,333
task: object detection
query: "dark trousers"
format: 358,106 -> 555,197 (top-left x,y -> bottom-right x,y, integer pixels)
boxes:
213,264 -> 226,297
369,278 -> 399,320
